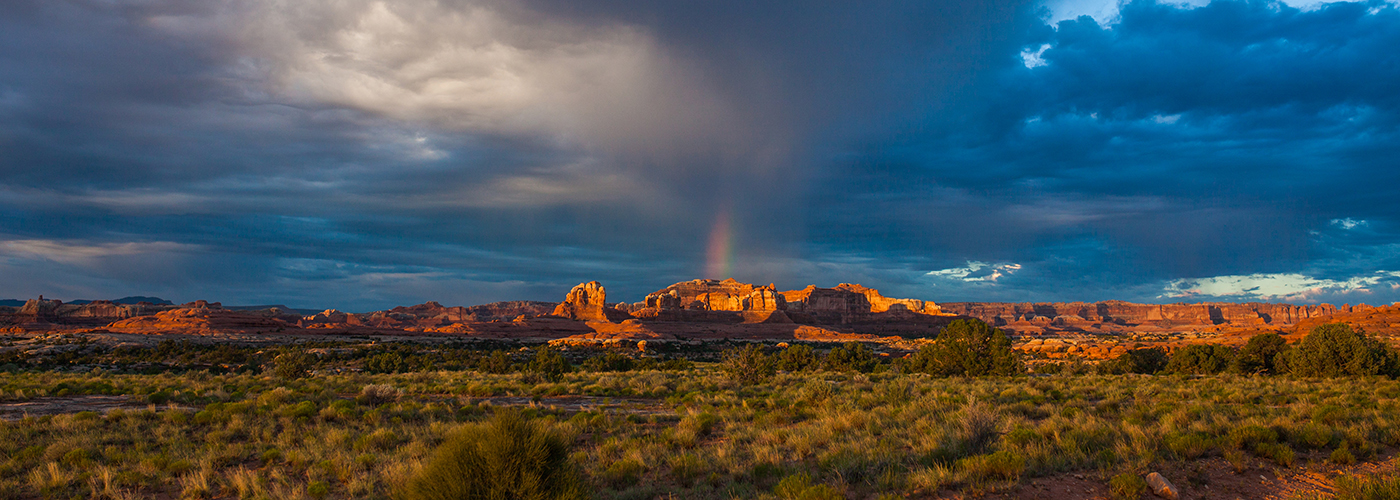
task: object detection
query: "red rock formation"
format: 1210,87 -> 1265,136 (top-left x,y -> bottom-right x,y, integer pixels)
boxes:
1,298 -> 177,329
781,284 -> 940,315
643,279 -> 786,312
553,282 -> 608,321
938,301 -> 1342,334
105,303 -> 288,335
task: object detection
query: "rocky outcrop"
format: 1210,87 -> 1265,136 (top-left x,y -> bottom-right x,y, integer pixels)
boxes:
105,302 -> 289,335
939,301 -> 1339,330
553,282 -> 608,322
1,298 -> 177,329
643,279 -> 786,312
782,284 -> 940,316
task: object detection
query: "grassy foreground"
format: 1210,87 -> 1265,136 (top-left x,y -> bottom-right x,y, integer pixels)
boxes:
2,368 -> 1399,499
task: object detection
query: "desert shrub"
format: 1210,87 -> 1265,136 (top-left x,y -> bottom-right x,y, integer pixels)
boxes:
1278,323 -> 1400,377
822,342 -> 879,373
1098,348 -> 1168,375
364,352 -> 409,373
358,384 -> 402,405
1109,472 -> 1147,500
1333,473 -> 1400,500
905,319 -> 1023,376
668,453 -> 706,486
602,458 -> 645,488
1231,333 -> 1290,374
1331,445 -> 1357,465
528,347 -> 571,382
1227,425 -> 1278,449
669,412 -> 718,448
272,350 -> 314,379
1291,422 -> 1334,449
581,352 -> 635,372
1254,442 -> 1295,467
721,344 -> 776,384
776,344 -> 818,372
930,400 -> 1001,464
397,409 -> 586,500
1165,345 -> 1235,375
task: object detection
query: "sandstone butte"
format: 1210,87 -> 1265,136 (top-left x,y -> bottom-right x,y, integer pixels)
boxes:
3,281 -> 1399,354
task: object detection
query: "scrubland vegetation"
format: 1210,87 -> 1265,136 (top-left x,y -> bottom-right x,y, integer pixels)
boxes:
0,321 -> 1396,499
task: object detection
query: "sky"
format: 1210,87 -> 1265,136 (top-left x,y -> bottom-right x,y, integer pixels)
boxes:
3,0 -> 1400,311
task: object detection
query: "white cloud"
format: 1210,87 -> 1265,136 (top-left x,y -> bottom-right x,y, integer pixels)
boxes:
223,0 -> 749,160
1043,0 -> 1379,25
0,239 -> 199,266
927,261 -> 1023,283
1331,217 -> 1367,230
1162,270 -> 1400,301
1021,44 -> 1050,68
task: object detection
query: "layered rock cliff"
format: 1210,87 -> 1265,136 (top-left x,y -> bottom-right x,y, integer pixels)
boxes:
938,301 -> 1343,332
783,284 -> 940,315
1,298 -> 177,328
640,279 -> 786,312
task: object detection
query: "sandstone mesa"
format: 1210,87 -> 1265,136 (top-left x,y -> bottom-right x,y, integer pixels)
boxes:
3,279 -> 1398,356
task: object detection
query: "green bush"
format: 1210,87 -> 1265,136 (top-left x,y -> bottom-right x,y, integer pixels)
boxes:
823,342 -> 879,373
1165,345 -> 1235,374
528,347 -> 571,382
1278,323 -> 1400,377
1232,333 -> 1289,374
581,352 -> 635,372
721,344 -> 776,384
478,350 -> 514,374
397,409 -> 586,500
272,350 -> 314,379
776,344 -> 818,372
905,319 -> 1023,376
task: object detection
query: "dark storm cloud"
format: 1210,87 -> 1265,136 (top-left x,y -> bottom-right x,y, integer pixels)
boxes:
811,0 -> 1400,303
2,0 -> 1399,308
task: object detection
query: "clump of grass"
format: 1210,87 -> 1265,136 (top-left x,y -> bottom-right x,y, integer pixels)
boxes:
1333,473 -> 1400,500
358,384 -> 402,405
1108,472 -> 1147,500
773,473 -> 843,500
397,409 -> 585,500
1330,445 -> 1357,465
957,450 -> 1024,483
602,458 -> 645,488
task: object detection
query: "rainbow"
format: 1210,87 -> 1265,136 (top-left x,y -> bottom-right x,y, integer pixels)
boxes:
705,204 -> 733,279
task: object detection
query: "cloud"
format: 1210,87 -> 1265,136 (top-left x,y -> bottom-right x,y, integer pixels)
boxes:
1162,270 -> 1400,302
233,0 -> 751,160
0,239 -> 198,266
1331,218 -> 1367,230
927,262 -> 1024,283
